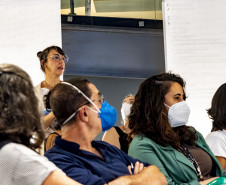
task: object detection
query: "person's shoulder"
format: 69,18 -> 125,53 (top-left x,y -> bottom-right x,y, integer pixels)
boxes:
96,140 -> 125,153
95,140 -> 113,147
107,126 -> 118,133
102,126 -> 119,140
191,128 -> 213,147
133,134 -> 153,143
45,144 -> 61,155
1,142 -> 56,167
45,145 -> 69,165
130,134 -> 158,149
45,139 -> 77,160
187,126 -> 203,139
206,130 -> 219,137
193,129 -> 205,141
33,83 -> 42,95
128,135 -> 162,159
2,142 -> 35,156
206,130 -> 226,141
104,126 -> 118,136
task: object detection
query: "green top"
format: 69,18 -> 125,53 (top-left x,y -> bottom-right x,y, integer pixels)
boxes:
128,131 -> 225,185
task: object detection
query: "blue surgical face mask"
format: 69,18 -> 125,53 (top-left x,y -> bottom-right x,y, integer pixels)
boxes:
87,101 -> 117,131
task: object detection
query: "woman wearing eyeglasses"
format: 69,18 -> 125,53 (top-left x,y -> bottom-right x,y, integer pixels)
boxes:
34,46 -> 69,142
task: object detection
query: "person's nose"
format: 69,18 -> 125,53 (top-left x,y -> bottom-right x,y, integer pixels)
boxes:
59,58 -> 64,64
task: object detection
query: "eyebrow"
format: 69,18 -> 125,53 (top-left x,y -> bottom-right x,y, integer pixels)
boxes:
173,93 -> 183,96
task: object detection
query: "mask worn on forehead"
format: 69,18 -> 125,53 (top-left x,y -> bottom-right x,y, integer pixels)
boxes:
121,102 -> 132,123
87,101 -> 117,131
164,101 -> 190,127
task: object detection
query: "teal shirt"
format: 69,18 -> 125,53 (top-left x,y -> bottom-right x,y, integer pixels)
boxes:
128,131 -> 225,185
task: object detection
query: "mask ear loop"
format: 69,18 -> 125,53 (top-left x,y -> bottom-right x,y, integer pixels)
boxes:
164,103 -> 170,108
61,82 -> 101,113
162,103 -> 169,116
61,107 -> 81,125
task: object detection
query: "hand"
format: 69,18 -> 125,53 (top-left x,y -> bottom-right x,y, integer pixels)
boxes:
128,161 -> 144,175
109,165 -> 167,185
199,177 -> 219,185
134,165 -> 167,185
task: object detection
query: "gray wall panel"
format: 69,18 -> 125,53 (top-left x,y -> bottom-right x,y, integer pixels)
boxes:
62,25 -> 165,140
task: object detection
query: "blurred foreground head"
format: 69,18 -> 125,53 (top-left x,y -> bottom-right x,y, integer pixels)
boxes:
0,64 -> 44,149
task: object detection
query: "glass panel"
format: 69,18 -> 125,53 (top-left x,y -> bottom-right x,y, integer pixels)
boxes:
61,0 -> 162,20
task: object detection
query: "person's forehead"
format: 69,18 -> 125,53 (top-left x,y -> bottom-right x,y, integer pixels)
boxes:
48,49 -> 59,56
169,82 -> 183,94
123,96 -> 134,103
88,83 -> 99,97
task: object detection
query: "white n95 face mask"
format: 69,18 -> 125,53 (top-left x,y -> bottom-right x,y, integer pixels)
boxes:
164,101 -> 190,127
121,102 -> 132,123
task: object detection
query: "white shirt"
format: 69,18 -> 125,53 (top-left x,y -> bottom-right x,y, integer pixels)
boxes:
34,83 -> 55,137
0,143 -> 59,185
34,83 -> 50,114
205,130 -> 226,171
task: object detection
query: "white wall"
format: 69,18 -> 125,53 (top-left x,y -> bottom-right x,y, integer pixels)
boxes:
163,0 -> 226,137
0,0 -> 62,85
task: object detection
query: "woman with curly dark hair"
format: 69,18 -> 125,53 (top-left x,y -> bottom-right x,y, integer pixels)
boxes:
206,83 -> 226,171
0,64 -> 81,185
128,72 -> 225,185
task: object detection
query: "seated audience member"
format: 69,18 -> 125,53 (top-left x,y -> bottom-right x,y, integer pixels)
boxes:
128,72 -> 226,185
0,64 -> 81,185
44,78 -> 167,185
206,83 -> 226,171
102,94 -> 134,153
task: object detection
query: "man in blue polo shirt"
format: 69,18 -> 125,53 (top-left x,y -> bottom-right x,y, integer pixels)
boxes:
45,78 -> 166,185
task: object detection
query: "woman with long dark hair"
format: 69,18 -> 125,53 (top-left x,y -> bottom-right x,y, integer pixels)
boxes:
128,72 -> 225,185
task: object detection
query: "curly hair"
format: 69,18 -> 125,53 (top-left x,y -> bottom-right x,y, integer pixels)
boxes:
0,64 -> 44,150
207,83 -> 226,131
128,72 -> 197,149
37,46 -> 65,73
46,77 -> 92,127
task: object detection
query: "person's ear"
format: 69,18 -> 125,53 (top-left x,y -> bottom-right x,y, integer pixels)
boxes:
84,110 -> 87,117
78,106 -> 88,122
41,60 -> 47,69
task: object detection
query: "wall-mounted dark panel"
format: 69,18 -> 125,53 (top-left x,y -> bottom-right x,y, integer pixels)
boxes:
62,15 -> 163,29
62,25 -> 165,78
